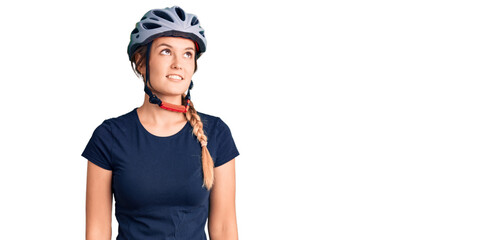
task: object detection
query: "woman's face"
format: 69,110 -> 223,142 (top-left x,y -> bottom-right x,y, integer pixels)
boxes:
141,36 -> 196,101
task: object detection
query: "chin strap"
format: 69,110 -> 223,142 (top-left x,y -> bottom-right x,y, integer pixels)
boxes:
143,41 -> 193,113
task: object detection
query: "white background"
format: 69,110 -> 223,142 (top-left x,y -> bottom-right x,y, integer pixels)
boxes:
1,0 -> 502,239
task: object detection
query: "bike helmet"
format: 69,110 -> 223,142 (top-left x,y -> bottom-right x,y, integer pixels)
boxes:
127,6 -> 207,113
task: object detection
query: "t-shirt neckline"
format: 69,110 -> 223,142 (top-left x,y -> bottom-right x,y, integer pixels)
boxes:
133,107 -> 190,139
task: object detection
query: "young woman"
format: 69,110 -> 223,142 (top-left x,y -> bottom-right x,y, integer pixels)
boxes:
82,6 -> 240,240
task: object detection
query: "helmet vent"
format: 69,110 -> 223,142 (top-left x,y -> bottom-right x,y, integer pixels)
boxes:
141,16 -> 147,20
175,7 -> 186,21
149,17 -> 159,21
131,28 -> 139,34
199,30 -> 205,37
153,10 -> 174,22
191,17 -> 199,26
142,22 -> 161,30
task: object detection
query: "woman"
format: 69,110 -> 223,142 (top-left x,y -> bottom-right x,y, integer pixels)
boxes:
82,6 -> 240,240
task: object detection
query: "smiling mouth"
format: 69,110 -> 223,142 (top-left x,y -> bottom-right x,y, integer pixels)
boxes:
167,74 -> 183,80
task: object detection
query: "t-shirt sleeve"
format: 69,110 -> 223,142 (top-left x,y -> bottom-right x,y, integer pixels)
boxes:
81,120 -> 114,171
213,118 -> 240,168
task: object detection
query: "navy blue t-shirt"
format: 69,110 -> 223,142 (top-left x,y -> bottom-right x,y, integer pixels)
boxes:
81,108 -> 239,240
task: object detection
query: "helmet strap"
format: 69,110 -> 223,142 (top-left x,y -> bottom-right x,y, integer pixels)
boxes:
143,41 -> 191,113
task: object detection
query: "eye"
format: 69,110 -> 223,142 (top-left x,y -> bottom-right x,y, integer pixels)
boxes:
184,52 -> 193,58
161,49 -> 171,55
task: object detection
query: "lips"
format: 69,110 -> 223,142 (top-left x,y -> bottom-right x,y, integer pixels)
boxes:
167,74 -> 183,81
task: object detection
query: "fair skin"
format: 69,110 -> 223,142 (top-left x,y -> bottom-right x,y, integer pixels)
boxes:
86,37 -> 238,240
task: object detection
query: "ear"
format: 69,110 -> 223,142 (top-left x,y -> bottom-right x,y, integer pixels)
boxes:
134,53 -> 146,76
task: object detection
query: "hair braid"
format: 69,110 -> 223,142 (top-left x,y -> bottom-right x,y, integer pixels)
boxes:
183,94 -> 214,190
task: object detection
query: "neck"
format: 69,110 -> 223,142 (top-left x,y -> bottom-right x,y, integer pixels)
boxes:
138,94 -> 187,125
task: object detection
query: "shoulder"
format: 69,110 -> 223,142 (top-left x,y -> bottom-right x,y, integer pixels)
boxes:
98,108 -> 137,133
196,111 -> 221,128
196,112 -> 240,167
195,111 -> 234,136
83,110 -> 136,171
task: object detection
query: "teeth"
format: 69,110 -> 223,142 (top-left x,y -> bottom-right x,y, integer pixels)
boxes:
168,75 -> 182,80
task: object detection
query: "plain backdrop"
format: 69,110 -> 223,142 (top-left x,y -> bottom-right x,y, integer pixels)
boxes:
0,0 -> 502,239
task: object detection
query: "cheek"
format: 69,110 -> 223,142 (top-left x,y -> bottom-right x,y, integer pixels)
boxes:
185,62 -> 196,76
149,59 -> 168,75
186,60 -> 196,71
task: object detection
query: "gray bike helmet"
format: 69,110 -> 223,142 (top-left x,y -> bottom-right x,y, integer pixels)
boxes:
127,6 -> 207,112
127,6 -> 207,60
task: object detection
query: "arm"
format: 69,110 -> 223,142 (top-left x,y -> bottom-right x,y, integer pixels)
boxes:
86,161 -> 113,240
208,159 -> 238,240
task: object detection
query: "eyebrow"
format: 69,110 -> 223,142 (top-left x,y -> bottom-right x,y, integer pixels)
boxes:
156,43 -> 195,51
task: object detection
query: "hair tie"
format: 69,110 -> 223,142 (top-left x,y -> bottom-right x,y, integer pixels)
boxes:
200,140 -> 207,148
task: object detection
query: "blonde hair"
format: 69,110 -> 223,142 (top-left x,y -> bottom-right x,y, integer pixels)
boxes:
131,44 -> 215,190
183,94 -> 215,190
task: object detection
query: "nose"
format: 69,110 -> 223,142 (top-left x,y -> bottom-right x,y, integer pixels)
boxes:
171,55 -> 182,70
